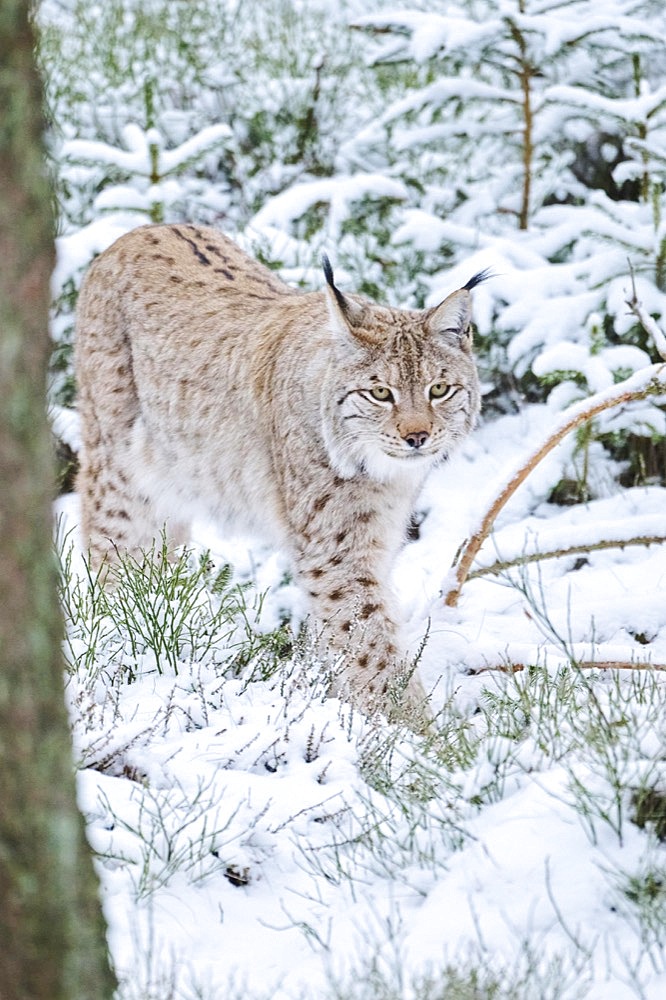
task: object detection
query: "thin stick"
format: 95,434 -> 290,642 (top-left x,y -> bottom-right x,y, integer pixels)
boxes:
626,262 -> 666,361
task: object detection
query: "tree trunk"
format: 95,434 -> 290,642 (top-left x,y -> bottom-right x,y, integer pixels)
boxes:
0,2 -> 116,996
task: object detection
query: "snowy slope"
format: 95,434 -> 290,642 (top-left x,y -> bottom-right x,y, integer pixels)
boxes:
57,397 -> 666,999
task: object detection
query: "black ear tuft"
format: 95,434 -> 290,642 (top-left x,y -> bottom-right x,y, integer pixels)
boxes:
322,254 -> 335,289
464,268 -> 494,291
322,253 -> 351,317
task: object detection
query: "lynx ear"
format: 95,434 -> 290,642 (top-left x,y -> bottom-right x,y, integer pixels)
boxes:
426,270 -> 491,349
322,255 -> 365,342
426,288 -> 473,347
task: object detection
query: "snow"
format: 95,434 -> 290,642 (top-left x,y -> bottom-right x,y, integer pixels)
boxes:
159,124 -> 232,174
352,11 -> 503,64
251,174 -> 409,241
50,403 -> 82,452
544,83 -> 666,127
54,362 -> 666,998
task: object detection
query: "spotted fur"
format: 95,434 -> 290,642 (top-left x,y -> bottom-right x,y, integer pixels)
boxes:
76,224 -> 482,713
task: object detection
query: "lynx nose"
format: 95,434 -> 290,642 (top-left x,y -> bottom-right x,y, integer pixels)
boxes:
404,430 -> 429,450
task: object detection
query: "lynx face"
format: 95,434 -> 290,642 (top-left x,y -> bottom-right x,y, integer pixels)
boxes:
321,263 -> 481,482
75,223 -> 485,720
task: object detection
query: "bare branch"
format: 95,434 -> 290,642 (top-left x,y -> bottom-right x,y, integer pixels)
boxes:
468,661 -> 666,675
468,532 -> 666,581
444,364 -> 666,607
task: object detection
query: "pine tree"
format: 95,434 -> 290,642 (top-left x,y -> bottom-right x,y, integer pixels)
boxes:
347,1 -> 666,488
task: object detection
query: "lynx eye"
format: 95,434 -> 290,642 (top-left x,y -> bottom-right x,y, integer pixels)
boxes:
369,385 -> 394,403
429,382 -> 457,401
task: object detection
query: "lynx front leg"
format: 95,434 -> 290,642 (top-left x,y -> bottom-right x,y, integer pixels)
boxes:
310,569 -> 427,716
293,503 -> 428,718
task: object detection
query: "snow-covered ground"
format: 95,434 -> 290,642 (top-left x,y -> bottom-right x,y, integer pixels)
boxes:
57,396 -> 666,999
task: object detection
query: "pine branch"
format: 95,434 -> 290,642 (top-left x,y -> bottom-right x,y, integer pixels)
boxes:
506,17 -> 533,231
443,364 -> 666,607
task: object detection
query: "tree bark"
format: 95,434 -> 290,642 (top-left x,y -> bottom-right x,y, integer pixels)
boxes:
0,2 -> 116,996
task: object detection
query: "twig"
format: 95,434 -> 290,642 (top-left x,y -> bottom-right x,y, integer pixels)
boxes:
626,262 -> 666,360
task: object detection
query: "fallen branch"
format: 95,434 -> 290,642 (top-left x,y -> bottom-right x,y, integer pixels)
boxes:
467,532 -> 666,580
444,363 -> 666,607
468,660 -> 666,675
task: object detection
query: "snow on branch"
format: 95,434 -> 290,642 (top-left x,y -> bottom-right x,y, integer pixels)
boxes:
544,83 -> 666,125
62,123 -> 231,179
350,11 -> 501,64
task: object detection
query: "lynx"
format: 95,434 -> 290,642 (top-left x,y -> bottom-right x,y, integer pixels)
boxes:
76,223 -> 483,714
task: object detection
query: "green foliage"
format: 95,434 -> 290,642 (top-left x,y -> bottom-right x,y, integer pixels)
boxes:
58,531 -> 289,684
323,945 -> 591,1000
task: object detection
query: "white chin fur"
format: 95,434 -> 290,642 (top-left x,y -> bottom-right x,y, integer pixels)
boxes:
361,448 -> 436,483
324,424 -> 439,483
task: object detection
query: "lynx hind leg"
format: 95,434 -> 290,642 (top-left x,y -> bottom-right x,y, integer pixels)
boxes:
77,426 -> 189,574
75,250 -> 189,575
